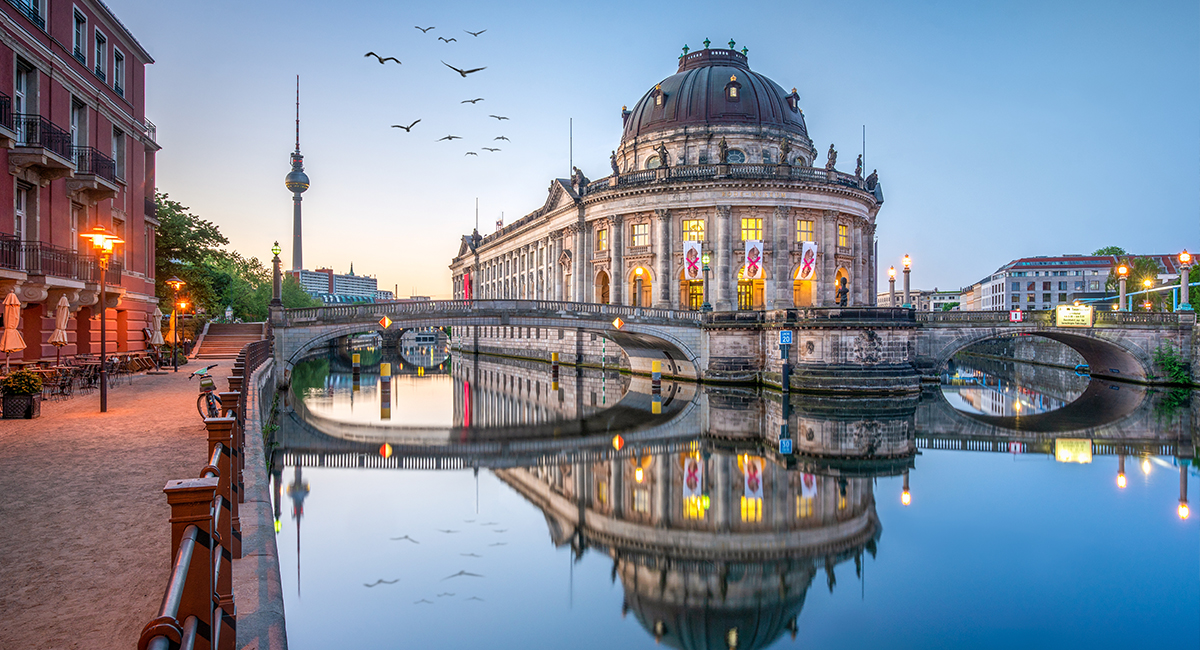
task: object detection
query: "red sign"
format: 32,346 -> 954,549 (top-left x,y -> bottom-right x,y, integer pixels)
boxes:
1009,309 -> 1024,323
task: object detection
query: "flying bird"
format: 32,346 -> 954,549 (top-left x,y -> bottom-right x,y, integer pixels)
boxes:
415,26 -> 435,33
461,98 -> 484,104
466,596 -> 485,601
363,579 -> 399,587
464,29 -> 487,37
437,592 -> 456,597
364,52 -> 401,65
493,529 -> 507,533
389,535 -> 420,544
482,147 -> 500,152
438,36 -> 457,43
442,62 -> 487,77
463,520 -> 476,523
437,529 -> 460,533
437,135 -> 462,141
460,553 -> 482,557
480,522 -> 499,526
391,119 -> 421,132
465,152 -> 478,156
488,115 -> 509,120
493,136 -> 509,141
414,599 -> 434,604
488,542 -> 507,547
442,570 -> 484,580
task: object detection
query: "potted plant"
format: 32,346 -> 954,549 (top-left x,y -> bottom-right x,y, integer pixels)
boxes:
2,369 -> 43,419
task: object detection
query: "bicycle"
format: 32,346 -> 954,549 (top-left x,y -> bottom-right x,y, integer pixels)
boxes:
190,363 -> 221,418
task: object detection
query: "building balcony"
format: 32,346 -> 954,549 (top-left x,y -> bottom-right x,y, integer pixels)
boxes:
72,48 -> 86,66
9,114 -> 74,183
65,146 -> 119,204
94,66 -> 106,83
0,93 -> 14,149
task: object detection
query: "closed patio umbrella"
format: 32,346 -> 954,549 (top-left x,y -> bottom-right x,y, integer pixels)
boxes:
149,307 -> 165,371
1,291 -> 26,371
48,295 -> 70,367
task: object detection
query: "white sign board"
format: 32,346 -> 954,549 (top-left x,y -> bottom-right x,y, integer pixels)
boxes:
1009,309 -> 1024,323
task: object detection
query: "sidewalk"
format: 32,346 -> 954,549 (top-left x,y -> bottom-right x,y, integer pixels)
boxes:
0,364 -> 230,649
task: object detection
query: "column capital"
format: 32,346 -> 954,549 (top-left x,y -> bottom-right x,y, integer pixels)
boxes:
654,208 -> 671,221
610,213 -> 625,226
716,205 -> 732,218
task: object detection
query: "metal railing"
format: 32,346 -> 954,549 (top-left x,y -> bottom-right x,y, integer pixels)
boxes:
144,119 -> 157,145
0,234 -> 123,284
72,146 -> 117,182
588,162 -> 873,195
146,196 -> 157,217
13,113 -> 73,159
94,65 -> 106,83
0,92 -> 11,131
281,298 -> 706,326
5,0 -> 44,29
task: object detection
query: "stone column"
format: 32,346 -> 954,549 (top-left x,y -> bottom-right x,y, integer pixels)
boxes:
820,211 -> 837,306
714,205 -> 733,311
571,223 -> 587,303
653,209 -> 671,308
610,215 -> 625,305
553,231 -> 565,301
767,205 -> 791,309
853,223 -> 863,306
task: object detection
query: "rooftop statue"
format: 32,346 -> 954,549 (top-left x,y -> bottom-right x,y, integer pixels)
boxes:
718,137 -> 729,164
855,154 -> 863,178
610,151 -> 620,176
779,138 -> 792,165
655,143 -> 670,168
866,169 -> 878,190
825,144 -> 837,171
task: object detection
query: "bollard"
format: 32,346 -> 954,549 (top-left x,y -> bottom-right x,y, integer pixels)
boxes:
352,353 -> 361,382
227,375 -> 244,393
651,360 -> 662,414
380,362 -> 391,420
551,352 -> 559,391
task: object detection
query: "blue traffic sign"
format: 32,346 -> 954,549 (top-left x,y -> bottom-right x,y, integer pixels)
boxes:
779,438 -> 793,455
779,330 -> 793,346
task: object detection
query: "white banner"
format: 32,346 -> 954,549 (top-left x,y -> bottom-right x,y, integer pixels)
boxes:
683,456 -> 703,499
800,473 -> 818,499
797,242 -> 818,281
683,241 -> 702,281
743,240 -> 764,279
743,456 -> 764,500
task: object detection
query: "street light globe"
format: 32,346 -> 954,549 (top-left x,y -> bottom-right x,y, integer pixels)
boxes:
1143,279 -> 1153,288
1179,502 -> 1190,520
271,241 -> 282,257
888,266 -> 896,278
166,276 -> 186,291
901,490 -> 911,506
903,254 -> 911,270
1117,265 -> 1129,277
635,267 -> 644,276
1117,472 -> 1126,489
1181,250 -> 1192,265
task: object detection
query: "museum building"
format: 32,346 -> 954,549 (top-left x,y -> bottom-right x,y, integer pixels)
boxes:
450,44 -> 884,312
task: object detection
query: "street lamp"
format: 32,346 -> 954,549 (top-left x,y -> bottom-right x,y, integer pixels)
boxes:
902,255 -> 912,309
270,241 -> 283,308
1178,250 -> 1192,311
80,225 -> 123,413
1179,462 -> 1190,520
1117,264 -> 1128,311
701,253 -> 713,312
1117,454 -> 1126,489
634,267 -> 644,307
1143,278 -> 1153,311
901,470 -> 911,506
165,276 -> 186,372
888,266 -> 896,307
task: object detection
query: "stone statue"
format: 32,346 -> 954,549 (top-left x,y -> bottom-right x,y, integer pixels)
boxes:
718,137 -> 729,164
779,138 -> 791,165
855,154 -> 862,178
825,144 -> 837,171
571,166 -> 589,195
655,143 -> 670,168
610,151 -> 620,176
836,277 -> 849,307
865,169 -> 878,190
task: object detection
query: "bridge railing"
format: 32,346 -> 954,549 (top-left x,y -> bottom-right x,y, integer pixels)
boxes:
280,299 -> 705,326
918,310 -> 1196,327
708,306 -> 918,325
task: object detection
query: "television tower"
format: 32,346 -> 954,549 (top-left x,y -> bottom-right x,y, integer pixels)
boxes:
284,75 -> 310,271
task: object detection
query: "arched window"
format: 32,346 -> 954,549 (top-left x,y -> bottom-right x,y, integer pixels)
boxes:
645,156 -> 662,169
726,149 -> 746,164
651,83 -> 666,107
724,75 -> 742,102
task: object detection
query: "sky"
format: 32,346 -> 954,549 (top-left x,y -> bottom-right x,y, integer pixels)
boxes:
107,0 -> 1199,298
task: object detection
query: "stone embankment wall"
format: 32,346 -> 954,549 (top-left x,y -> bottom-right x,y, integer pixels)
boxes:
451,325 -> 629,370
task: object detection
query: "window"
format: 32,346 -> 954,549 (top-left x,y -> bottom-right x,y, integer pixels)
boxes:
70,100 -> 86,148
796,495 -> 813,519
1058,293 -> 1067,302
725,75 -> 742,102
726,149 -> 746,164
631,223 -> 649,247
797,219 -> 814,242
1027,293 -> 1036,303
1026,282 -> 1036,291
70,204 -> 81,252
1058,282 -> 1067,291
72,10 -> 87,64
740,496 -> 762,522
111,128 -> 125,179
740,217 -> 762,241
1042,293 -> 1051,303
1089,280 -> 1101,291
1011,282 -> 1020,291
1011,295 -> 1019,305
112,217 -> 125,265
595,228 -> 607,252
113,50 -> 124,95
682,219 -> 705,241
94,31 -> 107,81
1074,281 -> 1083,291
645,156 -> 662,169
633,489 -> 650,513
14,183 -> 29,241
837,224 -> 849,248
1042,282 -> 1051,291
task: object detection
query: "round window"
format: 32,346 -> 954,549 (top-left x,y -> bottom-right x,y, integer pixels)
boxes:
727,149 -> 746,164
645,156 -> 662,169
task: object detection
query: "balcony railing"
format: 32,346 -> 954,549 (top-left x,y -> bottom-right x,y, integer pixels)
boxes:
94,66 -> 106,83
0,92 -> 10,131
145,196 -> 156,217
13,114 -> 73,159
0,234 -> 123,284
588,163 -> 873,195
143,119 -> 157,145
72,146 -> 117,182
5,0 -> 45,29
72,48 -> 86,66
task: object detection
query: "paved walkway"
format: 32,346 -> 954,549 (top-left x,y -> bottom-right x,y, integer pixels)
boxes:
0,364 -> 230,649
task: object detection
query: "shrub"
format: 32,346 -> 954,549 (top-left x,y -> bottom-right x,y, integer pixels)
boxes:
2,369 -> 43,395
1153,344 -> 1191,384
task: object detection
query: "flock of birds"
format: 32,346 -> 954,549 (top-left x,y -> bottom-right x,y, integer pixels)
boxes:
365,25 -> 509,158
362,518 -> 510,604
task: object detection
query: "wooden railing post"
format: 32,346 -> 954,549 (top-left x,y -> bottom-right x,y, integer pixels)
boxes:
219,389 -> 246,516
163,478 -> 217,650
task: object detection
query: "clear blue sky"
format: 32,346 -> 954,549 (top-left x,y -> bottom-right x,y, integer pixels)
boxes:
108,0 -> 1199,297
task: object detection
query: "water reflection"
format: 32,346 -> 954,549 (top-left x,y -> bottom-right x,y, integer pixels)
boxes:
941,354 -> 1088,416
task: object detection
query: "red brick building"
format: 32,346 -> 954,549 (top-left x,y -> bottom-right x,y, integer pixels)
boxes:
0,0 -> 158,360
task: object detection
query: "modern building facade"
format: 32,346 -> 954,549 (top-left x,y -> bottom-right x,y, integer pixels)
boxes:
0,0 -> 158,360
450,45 -> 884,311
959,254 -> 1181,311
290,265 -> 380,304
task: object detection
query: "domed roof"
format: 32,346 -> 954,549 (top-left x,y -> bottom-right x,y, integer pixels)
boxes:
621,48 -> 808,143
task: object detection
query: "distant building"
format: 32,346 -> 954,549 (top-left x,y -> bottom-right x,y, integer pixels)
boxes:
289,264 -> 380,303
374,289 -> 395,301
874,288 -> 940,311
959,254 -> 1181,311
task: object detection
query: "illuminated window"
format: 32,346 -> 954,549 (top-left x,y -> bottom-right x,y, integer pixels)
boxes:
683,496 -> 705,520
796,496 -> 813,518
596,481 -> 607,506
740,218 -> 762,241
633,488 -> 650,513
596,228 -> 608,252
837,224 -> 849,249
682,219 -> 705,242
797,219 -> 814,242
837,494 -> 847,511
740,496 -> 762,522
725,75 -> 742,102
631,223 -> 649,247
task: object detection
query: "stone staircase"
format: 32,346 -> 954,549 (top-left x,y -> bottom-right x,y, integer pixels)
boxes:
193,322 -> 267,359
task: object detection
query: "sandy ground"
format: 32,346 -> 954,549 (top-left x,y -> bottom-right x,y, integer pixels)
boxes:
0,362 -> 232,649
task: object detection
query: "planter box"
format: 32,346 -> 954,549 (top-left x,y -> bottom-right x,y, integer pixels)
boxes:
3,393 -> 41,419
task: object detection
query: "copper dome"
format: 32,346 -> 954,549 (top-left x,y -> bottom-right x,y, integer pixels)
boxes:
621,49 -> 808,143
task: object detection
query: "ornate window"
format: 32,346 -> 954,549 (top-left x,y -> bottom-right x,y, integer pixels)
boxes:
651,83 -> 665,107
631,223 -> 649,247
837,224 -> 848,248
797,219 -> 814,242
645,156 -> 662,169
740,217 -> 762,241
596,228 -> 607,252
682,219 -> 705,242
726,149 -> 746,164
725,75 -> 742,102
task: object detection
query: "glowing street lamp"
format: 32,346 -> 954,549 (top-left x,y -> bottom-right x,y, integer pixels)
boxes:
80,226 -> 123,413
888,266 -> 896,307
902,255 -> 912,309
1178,250 -> 1193,311
634,266 -> 644,307
1143,278 -> 1154,311
901,470 -> 911,506
1117,454 -> 1126,489
270,241 -> 283,308
1180,462 -> 1190,521
701,252 -> 713,312
165,276 -> 186,372
1117,264 -> 1129,311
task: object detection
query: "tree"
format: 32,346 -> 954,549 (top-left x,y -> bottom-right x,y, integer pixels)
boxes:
1093,246 -> 1127,256
940,302 -> 960,311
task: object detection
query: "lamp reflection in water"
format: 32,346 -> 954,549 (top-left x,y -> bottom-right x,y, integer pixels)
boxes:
1179,462 -> 1190,520
1142,457 -> 1152,475
1117,454 -> 1127,489
902,470 -> 911,506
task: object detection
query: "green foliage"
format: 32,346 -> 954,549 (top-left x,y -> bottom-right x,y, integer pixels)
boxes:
1092,246 -> 1127,256
1153,343 -> 1191,384
2,369 -> 42,395
1106,256 -> 1168,310
290,357 -> 330,401
940,302 -> 960,312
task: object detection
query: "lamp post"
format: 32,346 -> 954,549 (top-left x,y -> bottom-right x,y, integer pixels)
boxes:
1117,264 -> 1128,311
902,254 -> 912,309
165,276 -> 186,372
1179,461 -> 1190,520
1179,250 -> 1192,311
701,253 -> 712,312
1143,278 -> 1153,311
81,226 -> 123,413
270,241 -> 283,308
888,266 -> 896,307
634,267 -> 644,307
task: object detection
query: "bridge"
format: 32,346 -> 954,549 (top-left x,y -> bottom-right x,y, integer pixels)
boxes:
270,300 -> 1196,391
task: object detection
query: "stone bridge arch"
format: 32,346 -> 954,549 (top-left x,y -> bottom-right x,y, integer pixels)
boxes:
924,327 -> 1157,382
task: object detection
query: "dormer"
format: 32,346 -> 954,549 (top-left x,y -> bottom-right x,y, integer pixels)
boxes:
621,105 -> 631,126
651,84 -> 666,107
786,87 -> 800,112
724,75 -> 742,102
